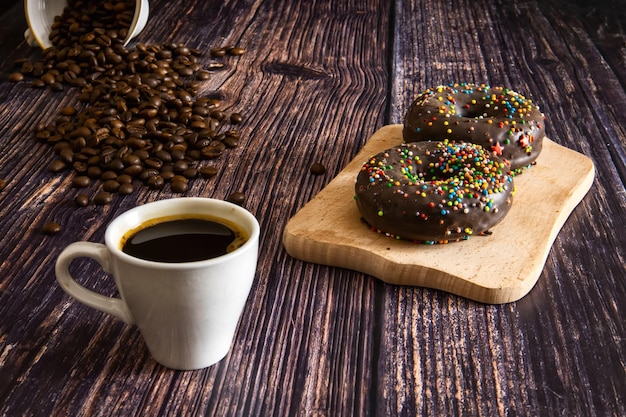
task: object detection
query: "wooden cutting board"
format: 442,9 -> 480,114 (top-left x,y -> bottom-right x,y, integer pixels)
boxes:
283,125 -> 595,304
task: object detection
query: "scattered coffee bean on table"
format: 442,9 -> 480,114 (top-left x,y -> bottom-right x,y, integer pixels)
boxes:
171,180 -> 188,193
42,222 -> 62,235
8,73 -> 24,82
199,166 -> 218,178
228,46 -> 246,56
74,194 -> 90,207
226,192 -> 246,206
11,0 -> 248,206
310,162 -> 326,175
72,176 -> 90,188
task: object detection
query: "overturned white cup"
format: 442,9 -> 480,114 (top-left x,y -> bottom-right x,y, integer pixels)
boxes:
24,0 -> 149,49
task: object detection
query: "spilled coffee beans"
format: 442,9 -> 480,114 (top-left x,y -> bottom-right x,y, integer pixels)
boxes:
11,0 -> 248,206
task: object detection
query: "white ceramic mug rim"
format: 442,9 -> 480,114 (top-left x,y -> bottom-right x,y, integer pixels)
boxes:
104,198 -> 260,270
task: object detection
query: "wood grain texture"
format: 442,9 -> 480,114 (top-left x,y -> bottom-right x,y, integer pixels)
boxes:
283,125 -> 595,304
0,0 -> 624,416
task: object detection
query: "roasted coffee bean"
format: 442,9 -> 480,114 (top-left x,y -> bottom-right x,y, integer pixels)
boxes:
30,79 -> 46,88
223,136 -> 239,148
199,166 -> 218,178
71,126 -> 92,140
229,113 -> 243,124
108,158 -> 125,172
41,73 -> 56,85
48,160 -> 67,173
170,149 -> 185,161
124,164 -> 143,176
170,180 -> 188,193
133,150 -> 150,160
42,222 -> 62,235
103,180 -> 121,192
19,61 -> 34,74
72,175 -> 91,188
209,110 -> 225,121
100,171 -> 118,181
207,60 -> 226,69
73,137 -> 87,151
310,162 -> 326,175
117,174 -> 132,184
173,160 -> 189,173
225,129 -> 240,138
190,120 -> 206,130
201,146 -> 223,159
74,194 -> 90,207
53,142 -> 71,153
63,71 -> 77,84
73,161 -> 88,173
226,192 -> 246,206
60,148 -> 74,164
228,46 -> 246,56
144,157 -> 163,169
9,72 -> 24,82
191,137 -> 209,149
154,150 -> 172,163
171,175 -> 188,184
196,70 -> 211,80
140,168 -> 159,182
119,183 -> 134,195
87,166 -> 103,179
177,67 -> 194,77
160,170 -> 175,181
210,47 -> 227,57
36,130 -> 51,140
182,167 -> 198,179
147,175 -> 165,189
123,154 -> 141,166
60,106 -> 76,116
17,0 -> 248,206
93,191 -> 113,205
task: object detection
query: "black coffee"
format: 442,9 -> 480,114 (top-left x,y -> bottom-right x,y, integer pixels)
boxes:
121,216 -> 247,263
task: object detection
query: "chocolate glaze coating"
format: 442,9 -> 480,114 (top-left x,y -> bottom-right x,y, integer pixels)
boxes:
403,83 -> 545,170
355,141 -> 515,243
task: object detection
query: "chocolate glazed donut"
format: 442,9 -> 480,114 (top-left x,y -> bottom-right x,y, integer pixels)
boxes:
403,83 -> 545,171
354,140 -> 515,243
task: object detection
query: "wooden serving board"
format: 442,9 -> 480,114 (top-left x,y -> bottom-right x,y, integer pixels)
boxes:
283,125 -> 595,304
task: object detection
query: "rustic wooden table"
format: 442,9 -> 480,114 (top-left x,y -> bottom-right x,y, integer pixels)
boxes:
0,0 -> 624,416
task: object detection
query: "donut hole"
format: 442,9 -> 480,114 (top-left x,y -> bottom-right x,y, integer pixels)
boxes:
456,105 -> 488,119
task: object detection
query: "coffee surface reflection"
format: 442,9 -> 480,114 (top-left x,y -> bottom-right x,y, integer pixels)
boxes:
121,215 -> 247,263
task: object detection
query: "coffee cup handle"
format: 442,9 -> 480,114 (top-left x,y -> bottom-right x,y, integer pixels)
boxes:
55,242 -> 134,324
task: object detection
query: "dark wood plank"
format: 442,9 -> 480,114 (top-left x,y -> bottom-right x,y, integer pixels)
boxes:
1,0 -> 390,416
388,0 -> 625,416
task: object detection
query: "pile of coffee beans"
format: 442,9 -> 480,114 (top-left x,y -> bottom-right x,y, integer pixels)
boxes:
9,0 -> 247,206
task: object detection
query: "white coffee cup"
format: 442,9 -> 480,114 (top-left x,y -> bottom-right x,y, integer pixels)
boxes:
55,197 -> 260,370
